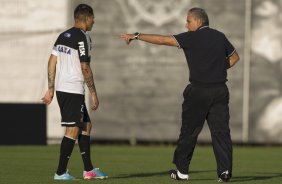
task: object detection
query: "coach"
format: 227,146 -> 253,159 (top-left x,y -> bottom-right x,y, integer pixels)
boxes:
120,7 -> 239,182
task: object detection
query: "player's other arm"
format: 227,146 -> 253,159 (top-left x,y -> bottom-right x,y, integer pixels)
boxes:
41,54 -> 57,105
81,62 -> 99,110
227,51 -> 240,69
119,33 -> 178,47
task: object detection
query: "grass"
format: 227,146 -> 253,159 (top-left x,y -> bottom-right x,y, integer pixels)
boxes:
0,145 -> 281,184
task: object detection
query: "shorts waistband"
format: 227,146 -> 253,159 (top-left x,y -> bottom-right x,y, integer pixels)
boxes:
190,81 -> 226,88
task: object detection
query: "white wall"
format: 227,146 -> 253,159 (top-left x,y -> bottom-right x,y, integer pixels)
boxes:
0,0 -> 68,142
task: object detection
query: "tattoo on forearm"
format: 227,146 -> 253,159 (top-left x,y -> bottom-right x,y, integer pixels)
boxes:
48,70 -> 55,89
85,75 -> 96,94
82,64 -> 97,94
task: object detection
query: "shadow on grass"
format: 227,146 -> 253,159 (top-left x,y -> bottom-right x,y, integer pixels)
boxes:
231,172 -> 282,182
112,170 -> 214,179
112,171 -> 282,182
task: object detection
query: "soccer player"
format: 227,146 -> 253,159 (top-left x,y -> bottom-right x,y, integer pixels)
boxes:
42,4 -> 108,180
119,7 -> 239,182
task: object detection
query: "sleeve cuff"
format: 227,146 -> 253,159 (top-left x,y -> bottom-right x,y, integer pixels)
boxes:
227,49 -> 236,57
51,47 -> 58,56
172,35 -> 181,49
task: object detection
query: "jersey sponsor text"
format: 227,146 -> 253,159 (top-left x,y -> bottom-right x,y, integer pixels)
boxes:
58,46 -> 71,55
78,41 -> 86,56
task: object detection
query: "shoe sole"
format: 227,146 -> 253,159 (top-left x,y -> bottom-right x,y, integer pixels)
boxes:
94,176 -> 108,179
83,176 -> 108,180
218,178 -> 231,182
54,178 -> 75,180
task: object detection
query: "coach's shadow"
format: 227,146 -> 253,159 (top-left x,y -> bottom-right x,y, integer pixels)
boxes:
113,170 -> 214,179
231,172 -> 282,183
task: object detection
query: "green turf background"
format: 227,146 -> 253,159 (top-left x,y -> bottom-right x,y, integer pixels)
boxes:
0,145 -> 281,184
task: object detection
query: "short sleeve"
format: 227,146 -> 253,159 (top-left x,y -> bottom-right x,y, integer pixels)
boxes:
51,46 -> 58,56
51,38 -> 59,56
223,34 -> 235,57
77,34 -> 91,62
173,32 -> 191,49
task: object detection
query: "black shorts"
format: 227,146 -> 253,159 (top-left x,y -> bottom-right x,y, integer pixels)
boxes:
56,91 -> 90,127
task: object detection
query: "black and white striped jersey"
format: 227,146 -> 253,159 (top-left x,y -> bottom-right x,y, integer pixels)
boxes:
51,27 -> 92,95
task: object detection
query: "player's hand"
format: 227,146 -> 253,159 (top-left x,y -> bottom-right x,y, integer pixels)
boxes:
119,34 -> 134,45
41,89 -> 54,105
91,94 -> 99,111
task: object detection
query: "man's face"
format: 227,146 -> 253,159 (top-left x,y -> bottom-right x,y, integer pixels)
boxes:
86,15 -> 95,31
185,13 -> 202,31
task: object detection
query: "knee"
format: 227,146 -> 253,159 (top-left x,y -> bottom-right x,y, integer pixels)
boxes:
81,122 -> 92,136
65,127 -> 80,139
210,129 -> 231,140
88,123 -> 92,131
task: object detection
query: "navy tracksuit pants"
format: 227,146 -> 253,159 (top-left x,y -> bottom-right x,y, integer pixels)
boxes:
173,84 -> 233,176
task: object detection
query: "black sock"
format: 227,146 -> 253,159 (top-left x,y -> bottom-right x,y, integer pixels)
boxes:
56,136 -> 76,175
78,134 -> 94,171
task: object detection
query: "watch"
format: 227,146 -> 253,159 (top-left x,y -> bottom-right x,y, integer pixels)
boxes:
133,32 -> 141,40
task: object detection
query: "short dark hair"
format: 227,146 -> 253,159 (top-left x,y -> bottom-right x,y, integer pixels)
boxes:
74,4 -> 94,20
189,7 -> 209,26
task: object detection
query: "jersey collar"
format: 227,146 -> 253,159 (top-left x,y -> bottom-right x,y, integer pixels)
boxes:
197,25 -> 209,31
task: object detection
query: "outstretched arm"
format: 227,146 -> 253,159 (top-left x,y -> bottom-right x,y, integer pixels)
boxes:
81,62 -> 99,111
227,51 -> 240,69
119,33 -> 178,47
41,54 -> 57,105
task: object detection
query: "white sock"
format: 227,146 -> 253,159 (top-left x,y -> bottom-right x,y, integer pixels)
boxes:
177,170 -> 189,179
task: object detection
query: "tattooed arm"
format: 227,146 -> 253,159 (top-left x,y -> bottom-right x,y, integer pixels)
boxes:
41,55 -> 57,105
81,62 -> 99,110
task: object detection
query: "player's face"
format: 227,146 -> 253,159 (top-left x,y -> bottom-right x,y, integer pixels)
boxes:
185,13 -> 201,31
86,15 -> 95,31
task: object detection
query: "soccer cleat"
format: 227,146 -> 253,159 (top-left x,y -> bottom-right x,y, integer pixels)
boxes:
169,170 -> 189,180
83,169 -> 96,179
218,170 -> 231,182
54,170 -> 75,180
83,168 -> 108,179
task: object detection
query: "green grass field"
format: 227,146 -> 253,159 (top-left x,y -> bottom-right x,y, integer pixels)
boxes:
0,145 -> 281,184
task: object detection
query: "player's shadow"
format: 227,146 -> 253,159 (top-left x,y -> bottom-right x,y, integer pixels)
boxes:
113,170 -> 214,179
231,172 -> 282,183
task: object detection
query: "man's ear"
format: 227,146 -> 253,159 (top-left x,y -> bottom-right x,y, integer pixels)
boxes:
196,19 -> 202,27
